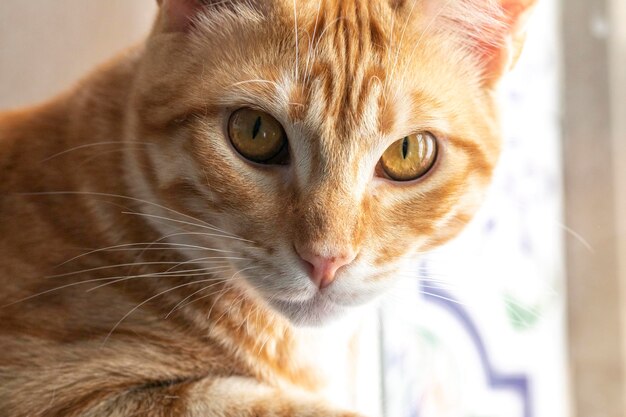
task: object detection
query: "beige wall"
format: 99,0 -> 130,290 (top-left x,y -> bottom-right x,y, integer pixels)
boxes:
0,0 -> 157,109
564,0 -> 626,415
614,0 -> 626,411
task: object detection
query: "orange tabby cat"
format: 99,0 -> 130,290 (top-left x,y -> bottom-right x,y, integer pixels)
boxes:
0,0 -> 535,416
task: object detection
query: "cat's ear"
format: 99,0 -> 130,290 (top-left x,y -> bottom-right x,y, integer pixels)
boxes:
156,0 -> 208,32
480,0 -> 537,86
420,0 -> 536,87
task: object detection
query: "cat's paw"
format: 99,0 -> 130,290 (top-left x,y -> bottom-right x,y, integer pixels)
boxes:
200,378 -> 372,417
248,402 -> 369,417
285,406 -> 369,417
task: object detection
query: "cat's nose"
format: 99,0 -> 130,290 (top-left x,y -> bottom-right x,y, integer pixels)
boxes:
295,245 -> 356,289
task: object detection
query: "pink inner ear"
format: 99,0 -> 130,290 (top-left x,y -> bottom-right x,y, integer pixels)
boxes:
501,0 -> 535,33
477,0 -> 536,85
160,0 -> 204,32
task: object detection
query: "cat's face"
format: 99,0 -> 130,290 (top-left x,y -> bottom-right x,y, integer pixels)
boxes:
126,0 -> 533,325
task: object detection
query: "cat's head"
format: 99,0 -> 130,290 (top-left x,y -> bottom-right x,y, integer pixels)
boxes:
125,0 -> 535,326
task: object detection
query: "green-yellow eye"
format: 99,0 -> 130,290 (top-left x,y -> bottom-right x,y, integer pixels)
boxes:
380,132 -> 438,181
228,108 -> 288,164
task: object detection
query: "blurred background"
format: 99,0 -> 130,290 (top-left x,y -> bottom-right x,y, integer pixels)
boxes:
0,1 -> 624,417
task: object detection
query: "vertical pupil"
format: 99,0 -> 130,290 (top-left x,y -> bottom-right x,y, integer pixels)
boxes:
402,137 -> 409,159
252,116 -> 262,139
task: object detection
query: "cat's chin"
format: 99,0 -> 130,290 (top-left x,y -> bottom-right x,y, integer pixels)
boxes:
268,295 -> 348,327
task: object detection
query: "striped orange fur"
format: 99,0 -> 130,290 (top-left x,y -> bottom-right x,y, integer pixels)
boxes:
0,0 -> 535,416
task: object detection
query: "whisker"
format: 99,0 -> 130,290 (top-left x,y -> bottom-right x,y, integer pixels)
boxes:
204,0 -> 237,9
17,191 -> 219,234
55,242 -> 240,268
311,17 -> 347,57
418,290 -> 470,307
164,281 -> 227,319
39,141 -> 152,163
212,292 -> 247,329
386,4 -> 397,70
5,268 -> 224,308
100,247 -> 237,253
230,79 -> 279,88
162,255 -> 232,273
171,265 -> 260,315
102,277 -> 228,345
73,147 -> 153,169
292,0 -> 299,81
121,211 -> 242,239
4,262 -> 247,308
87,267 -> 232,293
388,0 -> 420,85
205,284 -> 233,321
304,0 -> 322,83
2,277 -> 124,308
151,230 -> 255,245
46,259 -> 229,279
558,222 -> 594,252
255,306 -> 277,355
120,222 -> 253,279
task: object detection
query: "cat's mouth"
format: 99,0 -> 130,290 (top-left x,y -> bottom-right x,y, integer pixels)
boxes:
268,294 -> 347,327
234,263 -> 389,326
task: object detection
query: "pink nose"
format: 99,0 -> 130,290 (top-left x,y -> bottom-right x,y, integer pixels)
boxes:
295,245 -> 356,289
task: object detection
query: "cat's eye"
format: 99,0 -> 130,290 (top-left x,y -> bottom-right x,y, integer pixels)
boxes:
380,132 -> 438,181
228,108 -> 288,164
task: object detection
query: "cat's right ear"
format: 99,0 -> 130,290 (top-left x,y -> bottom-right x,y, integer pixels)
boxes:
156,0 -> 208,32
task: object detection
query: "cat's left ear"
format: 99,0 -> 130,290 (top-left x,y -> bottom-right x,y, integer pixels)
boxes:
156,0 -> 208,32
481,0 -> 537,86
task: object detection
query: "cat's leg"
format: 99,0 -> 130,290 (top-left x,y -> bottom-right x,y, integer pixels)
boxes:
85,377 -> 368,417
